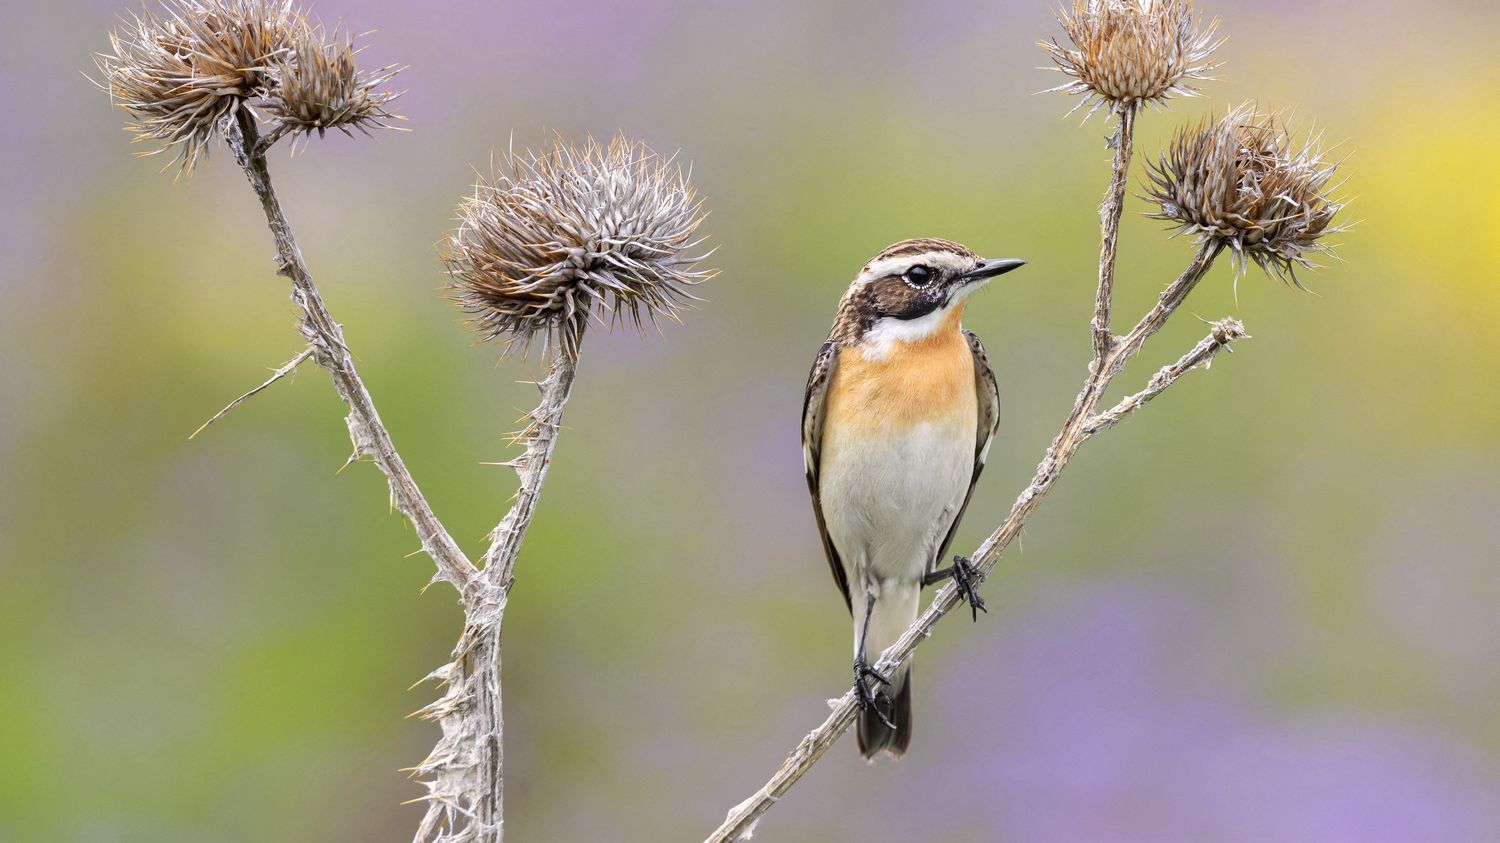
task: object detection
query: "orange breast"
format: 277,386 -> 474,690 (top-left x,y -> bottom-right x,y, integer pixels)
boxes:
824,308 -> 977,439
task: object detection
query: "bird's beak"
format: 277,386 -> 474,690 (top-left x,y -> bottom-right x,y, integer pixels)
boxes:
957,258 -> 1027,284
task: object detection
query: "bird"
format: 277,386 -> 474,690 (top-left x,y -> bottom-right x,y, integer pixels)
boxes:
801,238 -> 1024,759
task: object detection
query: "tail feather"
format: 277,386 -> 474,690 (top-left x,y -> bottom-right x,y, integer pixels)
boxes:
856,669 -> 912,759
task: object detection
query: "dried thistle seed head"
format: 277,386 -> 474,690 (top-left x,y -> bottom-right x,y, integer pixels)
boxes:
443,136 -> 715,358
1042,0 -> 1221,115
262,27 -> 404,143
1145,104 -> 1346,285
95,0 -> 302,172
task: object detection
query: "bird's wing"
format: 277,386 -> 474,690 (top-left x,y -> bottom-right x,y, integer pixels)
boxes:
802,340 -> 852,613
932,330 -> 1002,570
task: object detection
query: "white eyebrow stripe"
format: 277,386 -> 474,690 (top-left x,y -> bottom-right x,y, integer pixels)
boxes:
859,251 -> 973,282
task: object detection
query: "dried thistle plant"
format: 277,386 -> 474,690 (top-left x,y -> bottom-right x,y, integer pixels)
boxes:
95,0 -> 401,172
443,135 -> 715,358
1145,104 -> 1345,284
262,29 -> 405,144
96,0 -> 725,837
1042,0 -> 1221,115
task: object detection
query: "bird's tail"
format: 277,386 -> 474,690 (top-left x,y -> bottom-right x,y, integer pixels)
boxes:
855,585 -> 918,759
856,668 -> 912,759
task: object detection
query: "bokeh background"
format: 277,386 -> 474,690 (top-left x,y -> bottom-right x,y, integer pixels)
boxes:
3,1 -> 1498,841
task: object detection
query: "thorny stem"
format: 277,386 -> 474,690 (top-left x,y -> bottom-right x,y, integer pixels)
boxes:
225,109 -> 533,843
410,333 -> 582,843
417,336 -> 580,842
225,108 -> 477,593
705,237 -> 1237,843
1093,105 -> 1136,362
483,336 -> 582,592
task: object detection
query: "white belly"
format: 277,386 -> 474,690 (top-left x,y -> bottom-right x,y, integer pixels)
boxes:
820,419 -> 973,587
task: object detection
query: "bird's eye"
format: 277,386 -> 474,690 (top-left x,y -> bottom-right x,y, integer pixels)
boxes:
905,265 -> 932,287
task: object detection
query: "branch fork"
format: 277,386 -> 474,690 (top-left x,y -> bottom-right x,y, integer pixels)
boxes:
213,104 -> 589,842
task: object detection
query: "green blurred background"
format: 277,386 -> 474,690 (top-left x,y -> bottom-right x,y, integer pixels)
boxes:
2,1 -> 1498,841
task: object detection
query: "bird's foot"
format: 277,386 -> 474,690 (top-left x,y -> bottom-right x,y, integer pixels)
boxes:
925,555 -> 988,622
852,656 -> 895,728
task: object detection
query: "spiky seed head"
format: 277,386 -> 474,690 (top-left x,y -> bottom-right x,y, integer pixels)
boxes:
1145,104 -> 1346,285
442,135 -> 715,358
1042,0 -> 1221,115
95,0 -> 302,172
263,29 -> 405,143
95,0 -> 402,172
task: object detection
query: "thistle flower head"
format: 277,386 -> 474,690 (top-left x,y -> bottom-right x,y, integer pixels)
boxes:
443,136 -> 715,358
95,0 -> 300,170
1145,104 -> 1346,285
262,29 -> 405,144
95,0 -> 401,172
1042,0 -> 1221,115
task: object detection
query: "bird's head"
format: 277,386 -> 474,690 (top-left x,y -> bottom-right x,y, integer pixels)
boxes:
830,238 -> 1025,348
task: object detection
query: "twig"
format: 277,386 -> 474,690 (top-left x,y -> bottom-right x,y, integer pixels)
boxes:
1092,105 -> 1135,361
1112,241 -> 1225,369
705,238 -> 1234,843
1084,318 -> 1248,435
188,345 -> 314,439
224,108 -> 476,593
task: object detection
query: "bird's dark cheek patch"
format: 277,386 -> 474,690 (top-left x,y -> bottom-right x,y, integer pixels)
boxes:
870,278 -> 942,321
894,298 -> 942,321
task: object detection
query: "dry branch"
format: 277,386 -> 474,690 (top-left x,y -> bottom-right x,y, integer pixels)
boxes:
1085,317 -> 1247,435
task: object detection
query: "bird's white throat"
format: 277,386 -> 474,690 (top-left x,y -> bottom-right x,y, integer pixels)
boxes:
858,282 -> 983,360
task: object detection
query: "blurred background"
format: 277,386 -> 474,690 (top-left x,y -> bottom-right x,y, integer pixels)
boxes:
2,1 -> 1498,841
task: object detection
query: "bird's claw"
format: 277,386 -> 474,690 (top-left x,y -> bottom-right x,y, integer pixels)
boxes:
853,657 -> 896,729
950,555 -> 988,622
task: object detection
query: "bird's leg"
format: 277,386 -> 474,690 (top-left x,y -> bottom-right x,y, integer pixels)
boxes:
924,555 -> 988,622
853,591 -> 895,728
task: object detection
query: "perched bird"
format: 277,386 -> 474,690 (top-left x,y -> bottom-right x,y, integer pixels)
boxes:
802,238 -> 1024,759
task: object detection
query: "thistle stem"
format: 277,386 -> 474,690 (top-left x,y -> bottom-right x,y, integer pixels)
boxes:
1093,105 -> 1136,363
1084,317 -> 1247,436
453,336 -> 582,841
483,335 -> 582,589
225,108 -> 476,592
